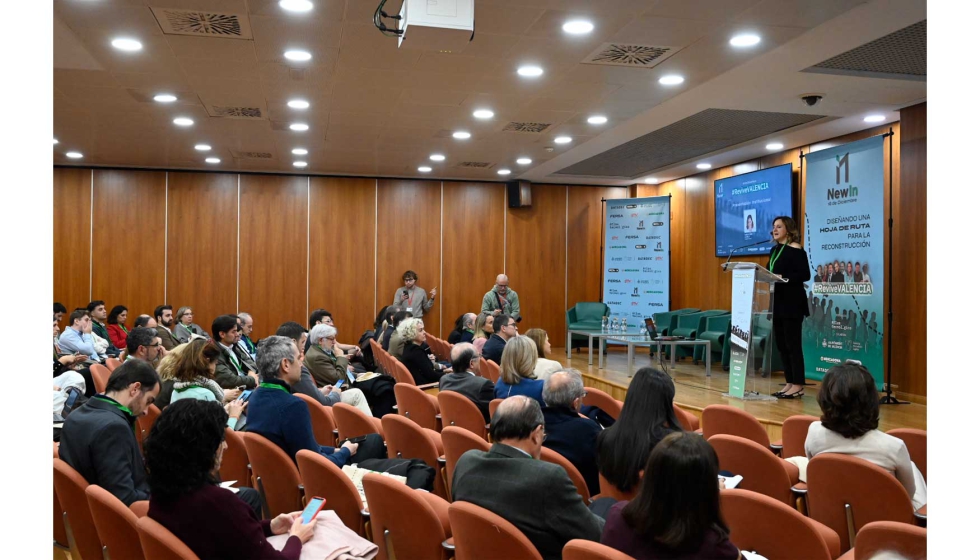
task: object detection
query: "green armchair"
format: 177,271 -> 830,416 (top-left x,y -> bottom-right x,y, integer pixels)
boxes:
694,314 -> 732,364
670,310 -> 729,360
566,302 -> 610,351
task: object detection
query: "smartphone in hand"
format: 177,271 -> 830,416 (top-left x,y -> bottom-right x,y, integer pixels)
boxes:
300,496 -> 326,524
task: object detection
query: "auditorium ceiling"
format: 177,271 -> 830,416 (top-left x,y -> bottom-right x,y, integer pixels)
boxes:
53,0 -> 926,185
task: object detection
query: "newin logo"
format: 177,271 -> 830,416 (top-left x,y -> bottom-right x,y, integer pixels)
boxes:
828,152 -> 858,203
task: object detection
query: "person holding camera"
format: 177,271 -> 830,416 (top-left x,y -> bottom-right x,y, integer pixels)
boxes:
392,270 -> 436,318
481,274 -> 521,321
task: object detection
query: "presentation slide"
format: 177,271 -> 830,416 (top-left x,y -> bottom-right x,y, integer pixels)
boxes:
715,163 -> 793,257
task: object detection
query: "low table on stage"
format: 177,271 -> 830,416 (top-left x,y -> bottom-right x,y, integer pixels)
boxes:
603,336 -> 711,377
567,329 -> 641,365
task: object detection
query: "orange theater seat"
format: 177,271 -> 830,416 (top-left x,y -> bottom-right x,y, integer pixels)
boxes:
85,485 -> 145,560
242,432 -> 304,518
449,501 -> 543,560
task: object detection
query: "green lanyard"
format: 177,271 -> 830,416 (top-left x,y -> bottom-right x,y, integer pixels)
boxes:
769,243 -> 787,272
120,324 -> 128,334
94,395 -> 134,416
226,347 -> 242,372
259,382 -> 289,394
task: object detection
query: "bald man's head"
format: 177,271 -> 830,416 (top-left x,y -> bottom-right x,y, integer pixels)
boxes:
542,368 -> 585,409
450,342 -> 479,373
490,395 -> 544,444
495,274 -> 509,294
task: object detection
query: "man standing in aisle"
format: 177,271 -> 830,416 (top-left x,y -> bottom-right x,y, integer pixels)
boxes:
481,274 -> 521,321
393,270 -> 436,318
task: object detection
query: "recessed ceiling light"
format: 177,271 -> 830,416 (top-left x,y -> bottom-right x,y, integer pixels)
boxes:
659,75 -> 685,86
205,157 -> 220,164
111,38 -> 142,52
452,131 -> 471,139
587,115 -> 608,125
429,154 -> 446,161
644,177 -> 659,184
284,50 -> 312,62
497,169 -> 511,176
766,143 -> 784,151
473,109 -> 494,119
292,148 -> 308,155
287,99 -> 310,109
293,161 -> 308,168
697,163 -> 712,170
864,114 -> 886,123
516,157 -> 532,165
730,34 -> 761,47
562,20 -> 594,35
418,166 -> 432,173
173,117 -> 194,127
153,94 -> 177,103
289,123 -> 309,131
66,152 -> 83,159
554,136 -> 572,144
53,138 -> 59,145
279,0 -> 314,12
194,144 -> 211,151
517,65 -> 543,78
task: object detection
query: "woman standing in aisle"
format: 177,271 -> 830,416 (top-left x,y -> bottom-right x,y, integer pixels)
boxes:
769,216 -> 811,399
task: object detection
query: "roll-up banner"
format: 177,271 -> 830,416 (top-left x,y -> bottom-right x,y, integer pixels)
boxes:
803,135 -> 885,389
727,267 -> 757,399
603,196 -> 671,330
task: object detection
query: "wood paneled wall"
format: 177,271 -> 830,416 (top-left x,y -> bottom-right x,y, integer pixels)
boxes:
53,167 -> 92,325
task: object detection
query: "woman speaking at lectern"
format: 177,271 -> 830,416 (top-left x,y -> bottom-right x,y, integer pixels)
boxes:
769,216 -> 811,399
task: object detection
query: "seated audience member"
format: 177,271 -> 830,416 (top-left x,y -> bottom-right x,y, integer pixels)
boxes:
59,309 -> 101,361
494,335 -> 545,404
146,399 -> 317,560
447,313 -> 477,344
601,432 -> 740,559
152,340 -> 190,410
106,305 -> 129,350
305,324 -> 354,387
169,339 -> 245,429
806,363 -> 927,508
87,300 -> 121,356
373,306 -> 398,341
471,311 -> 494,355
133,314 -> 157,329
54,302 -> 67,324
277,322 -> 372,416
154,305 -> 181,350
174,306 -> 209,343
234,315 -> 259,372
526,328 -> 563,382
124,326 -> 165,365
53,370 -> 86,417
59,360 -> 161,505
397,318 -> 450,385
542,369 -> 602,496
246,336 -> 386,465
54,316 -> 97,397
385,310 -> 412,357
212,314 -> 258,390
453,396 -> 603,560
237,312 -> 257,358
307,309 -> 362,359
482,313 -> 518,365
597,367 -> 683,495
440,343 -> 495,422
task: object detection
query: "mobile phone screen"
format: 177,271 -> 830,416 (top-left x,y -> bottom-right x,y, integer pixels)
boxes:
334,378 -> 345,388
301,497 -> 325,523
238,390 -> 252,402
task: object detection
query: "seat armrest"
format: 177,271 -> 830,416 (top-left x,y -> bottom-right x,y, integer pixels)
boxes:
418,382 -> 440,390
791,482 -> 808,495
770,442 -> 783,456
914,505 -> 927,523
437,455 -> 446,465
441,538 -> 456,551
361,508 -> 370,519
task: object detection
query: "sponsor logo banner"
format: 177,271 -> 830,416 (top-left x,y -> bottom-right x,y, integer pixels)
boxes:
604,196 -> 670,328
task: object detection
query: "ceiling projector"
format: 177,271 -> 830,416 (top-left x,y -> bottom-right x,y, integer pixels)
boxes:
397,0 -> 475,51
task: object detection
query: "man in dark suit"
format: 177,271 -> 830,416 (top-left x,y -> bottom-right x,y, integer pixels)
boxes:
481,313 -> 517,365
440,342 -> 495,422
153,305 -> 181,351
452,396 -> 603,560
541,369 -> 602,496
211,314 -> 258,390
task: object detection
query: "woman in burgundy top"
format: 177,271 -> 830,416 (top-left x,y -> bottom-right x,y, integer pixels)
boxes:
601,432 -> 741,560
145,399 -> 317,559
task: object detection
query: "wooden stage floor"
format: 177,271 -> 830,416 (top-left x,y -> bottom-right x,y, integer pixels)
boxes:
555,347 -> 926,440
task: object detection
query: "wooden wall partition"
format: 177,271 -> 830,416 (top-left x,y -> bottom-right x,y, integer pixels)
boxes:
238,175 -> 309,338
166,172 -> 239,336
567,187 -> 630,308
91,170 -> 166,320
53,167 -> 92,326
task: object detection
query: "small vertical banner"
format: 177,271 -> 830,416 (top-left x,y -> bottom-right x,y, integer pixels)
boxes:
727,267 -> 757,398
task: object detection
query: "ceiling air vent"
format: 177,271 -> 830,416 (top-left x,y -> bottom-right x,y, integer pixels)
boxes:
582,43 -> 680,68
150,7 -> 253,39
502,122 -> 551,133
207,106 -> 265,119
456,161 -> 493,168
233,151 -> 274,159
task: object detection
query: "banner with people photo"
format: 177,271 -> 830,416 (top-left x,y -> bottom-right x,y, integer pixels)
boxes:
803,135 -> 885,388
603,196 -> 671,331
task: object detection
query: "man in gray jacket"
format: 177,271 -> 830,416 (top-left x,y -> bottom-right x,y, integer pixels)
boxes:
481,274 -> 521,319
392,270 -> 436,318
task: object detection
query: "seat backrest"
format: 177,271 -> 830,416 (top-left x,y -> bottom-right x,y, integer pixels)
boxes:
485,359 -> 501,383
369,338 -> 385,371
130,501 -> 149,518
381,414 -> 447,499
477,357 -> 491,381
295,393 -> 339,446
489,398 -> 504,419
562,539 -> 633,560
701,404 -> 770,448
572,302 -> 608,323
807,453 -> 915,551
219,427 -> 251,489
136,404 -> 162,447
853,520 -> 927,560
85,485 -> 145,560
136,517 -> 201,560
539,447 -> 591,504
242,432 -> 303,518
90,363 -> 112,394
332,402 -> 382,441
886,428 -> 926,482
394,382 -> 440,431
673,404 -> 700,432
442,426 -> 491,496
437,390 -> 487,439
362,472 -> 449,560
449,501 -> 543,560
581,387 -> 622,420
781,415 -> 820,459
105,357 -> 122,371
721,488 -> 836,560
53,458 -> 103,560
389,358 -> 417,385
296,449 -> 366,537
708,435 -> 795,506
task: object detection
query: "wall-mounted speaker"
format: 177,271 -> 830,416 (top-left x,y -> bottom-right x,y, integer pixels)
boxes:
507,180 -> 532,208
